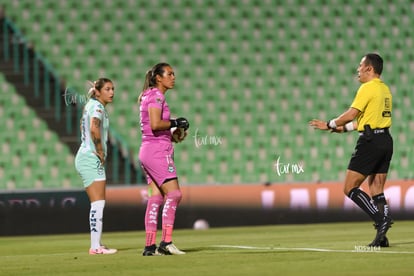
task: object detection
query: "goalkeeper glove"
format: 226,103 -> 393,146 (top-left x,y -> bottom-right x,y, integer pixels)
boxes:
170,117 -> 190,130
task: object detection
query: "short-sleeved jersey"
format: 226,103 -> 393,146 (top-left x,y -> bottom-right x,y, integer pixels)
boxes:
139,88 -> 172,143
78,98 -> 109,157
350,78 -> 392,131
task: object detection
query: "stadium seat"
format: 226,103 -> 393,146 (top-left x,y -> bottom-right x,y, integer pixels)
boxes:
2,0 -> 412,186
0,73 -> 79,190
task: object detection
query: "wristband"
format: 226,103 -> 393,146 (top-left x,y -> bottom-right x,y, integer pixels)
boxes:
327,119 -> 337,129
170,119 -> 178,128
344,122 -> 354,132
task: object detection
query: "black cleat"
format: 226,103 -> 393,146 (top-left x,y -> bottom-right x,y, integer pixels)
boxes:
380,236 -> 389,247
369,217 -> 393,247
368,235 -> 389,247
372,222 -> 391,247
142,244 -> 161,256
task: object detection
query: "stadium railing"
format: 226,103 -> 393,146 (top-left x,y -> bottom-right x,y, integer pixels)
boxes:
1,17 -> 142,188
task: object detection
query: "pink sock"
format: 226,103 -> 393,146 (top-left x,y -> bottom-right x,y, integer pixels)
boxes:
162,225 -> 174,243
145,231 -> 157,247
161,190 -> 182,243
144,194 -> 164,246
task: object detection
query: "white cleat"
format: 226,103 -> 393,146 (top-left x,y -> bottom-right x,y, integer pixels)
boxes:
89,245 -> 118,255
158,242 -> 186,255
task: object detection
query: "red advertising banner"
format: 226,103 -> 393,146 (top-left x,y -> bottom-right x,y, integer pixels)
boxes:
107,180 -> 414,211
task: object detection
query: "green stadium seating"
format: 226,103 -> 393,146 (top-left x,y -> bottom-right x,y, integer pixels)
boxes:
0,73 -> 79,190
2,0 -> 413,186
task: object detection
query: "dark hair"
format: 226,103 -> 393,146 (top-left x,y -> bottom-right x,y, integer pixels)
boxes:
142,62 -> 171,91
138,63 -> 171,102
88,77 -> 113,99
364,53 -> 383,75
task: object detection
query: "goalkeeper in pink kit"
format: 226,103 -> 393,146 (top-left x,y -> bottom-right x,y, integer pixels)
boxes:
138,62 -> 189,256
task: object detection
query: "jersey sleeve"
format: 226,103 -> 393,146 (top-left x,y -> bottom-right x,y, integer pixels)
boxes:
91,102 -> 105,120
147,92 -> 165,109
350,84 -> 372,112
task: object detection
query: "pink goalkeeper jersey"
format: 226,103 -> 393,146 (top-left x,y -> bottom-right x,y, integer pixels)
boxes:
139,88 -> 172,143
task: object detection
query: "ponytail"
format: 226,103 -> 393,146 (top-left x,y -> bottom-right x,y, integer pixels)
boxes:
141,69 -> 153,92
87,78 -> 113,100
138,70 -> 153,103
138,62 -> 171,103
86,80 -> 96,100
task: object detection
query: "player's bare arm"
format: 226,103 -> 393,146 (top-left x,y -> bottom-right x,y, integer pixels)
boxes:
309,107 -> 360,132
91,117 -> 104,164
331,107 -> 360,126
149,107 -> 171,131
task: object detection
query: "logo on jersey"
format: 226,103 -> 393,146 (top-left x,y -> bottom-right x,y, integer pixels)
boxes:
382,111 -> 391,117
383,98 -> 391,117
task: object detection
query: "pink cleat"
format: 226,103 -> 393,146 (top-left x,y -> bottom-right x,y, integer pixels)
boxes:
89,245 -> 117,255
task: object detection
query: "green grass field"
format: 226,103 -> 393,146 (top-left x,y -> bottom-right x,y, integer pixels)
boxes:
1,221 -> 413,275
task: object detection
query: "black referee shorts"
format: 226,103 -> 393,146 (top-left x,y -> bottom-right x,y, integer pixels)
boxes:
347,131 -> 393,176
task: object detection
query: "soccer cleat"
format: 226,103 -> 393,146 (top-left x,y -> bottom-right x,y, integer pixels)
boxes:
368,235 -> 389,247
380,236 -> 389,247
142,244 -> 161,256
372,222 -> 390,247
157,241 -> 186,255
89,245 -> 118,255
369,217 -> 393,247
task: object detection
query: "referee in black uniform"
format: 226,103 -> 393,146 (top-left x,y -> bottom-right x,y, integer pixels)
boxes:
309,53 -> 393,247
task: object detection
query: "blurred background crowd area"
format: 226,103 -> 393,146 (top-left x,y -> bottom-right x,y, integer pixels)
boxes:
0,0 -> 413,191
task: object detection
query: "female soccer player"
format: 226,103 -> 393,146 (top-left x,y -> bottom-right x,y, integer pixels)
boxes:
75,78 -> 117,255
138,63 -> 189,256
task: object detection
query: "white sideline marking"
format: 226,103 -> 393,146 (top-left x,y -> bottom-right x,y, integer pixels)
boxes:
213,245 -> 414,254
0,252 -> 86,259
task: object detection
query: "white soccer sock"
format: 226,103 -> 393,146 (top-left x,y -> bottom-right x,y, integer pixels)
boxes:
90,200 -> 105,249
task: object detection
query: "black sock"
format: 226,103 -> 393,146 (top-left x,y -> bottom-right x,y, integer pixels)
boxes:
372,193 -> 389,217
348,188 -> 382,223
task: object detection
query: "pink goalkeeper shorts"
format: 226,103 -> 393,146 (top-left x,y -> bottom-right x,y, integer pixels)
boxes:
139,141 -> 177,186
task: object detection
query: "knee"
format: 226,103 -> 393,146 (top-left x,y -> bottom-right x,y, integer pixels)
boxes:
149,194 -> 164,204
343,186 -> 351,196
166,190 -> 182,203
344,184 -> 359,197
344,170 -> 366,196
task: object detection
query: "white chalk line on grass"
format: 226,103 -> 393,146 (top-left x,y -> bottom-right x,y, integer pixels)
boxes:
1,246 -> 413,259
213,245 -> 414,254
0,252 -> 87,259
